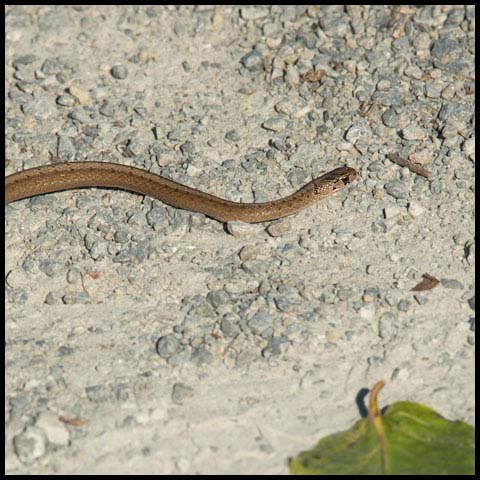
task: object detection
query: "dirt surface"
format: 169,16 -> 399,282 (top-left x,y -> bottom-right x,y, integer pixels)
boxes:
5,5 -> 475,474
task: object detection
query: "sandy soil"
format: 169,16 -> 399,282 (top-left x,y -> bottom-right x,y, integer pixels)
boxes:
5,5 -> 475,474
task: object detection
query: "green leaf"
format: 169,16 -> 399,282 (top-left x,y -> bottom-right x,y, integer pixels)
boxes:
290,381 -> 474,475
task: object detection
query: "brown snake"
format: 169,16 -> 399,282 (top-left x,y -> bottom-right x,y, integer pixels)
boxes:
5,162 -> 356,223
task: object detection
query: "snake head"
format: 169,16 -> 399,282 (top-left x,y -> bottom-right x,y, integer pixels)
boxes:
313,167 -> 357,195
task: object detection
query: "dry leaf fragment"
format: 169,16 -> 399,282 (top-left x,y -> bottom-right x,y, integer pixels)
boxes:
300,69 -> 326,83
411,273 -> 439,292
58,415 -> 88,427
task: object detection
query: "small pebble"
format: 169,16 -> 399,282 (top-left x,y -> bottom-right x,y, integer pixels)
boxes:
171,383 -> 194,405
402,125 -> 427,141
440,278 -> 464,289
156,335 -> 180,359
226,221 -> 263,237
111,65 -> 128,79
384,180 -> 407,199
35,411 -> 70,447
13,427 -> 46,464
266,220 -> 291,237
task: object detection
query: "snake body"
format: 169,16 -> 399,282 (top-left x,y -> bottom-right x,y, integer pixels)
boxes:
5,162 -> 356,223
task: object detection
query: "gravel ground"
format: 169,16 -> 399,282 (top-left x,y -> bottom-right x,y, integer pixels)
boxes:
5,5 -> 475,474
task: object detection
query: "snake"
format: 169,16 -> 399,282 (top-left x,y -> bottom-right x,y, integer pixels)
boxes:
5,162 -> 356,223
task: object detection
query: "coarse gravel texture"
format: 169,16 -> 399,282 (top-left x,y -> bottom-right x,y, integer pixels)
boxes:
5,5 -> 475,475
